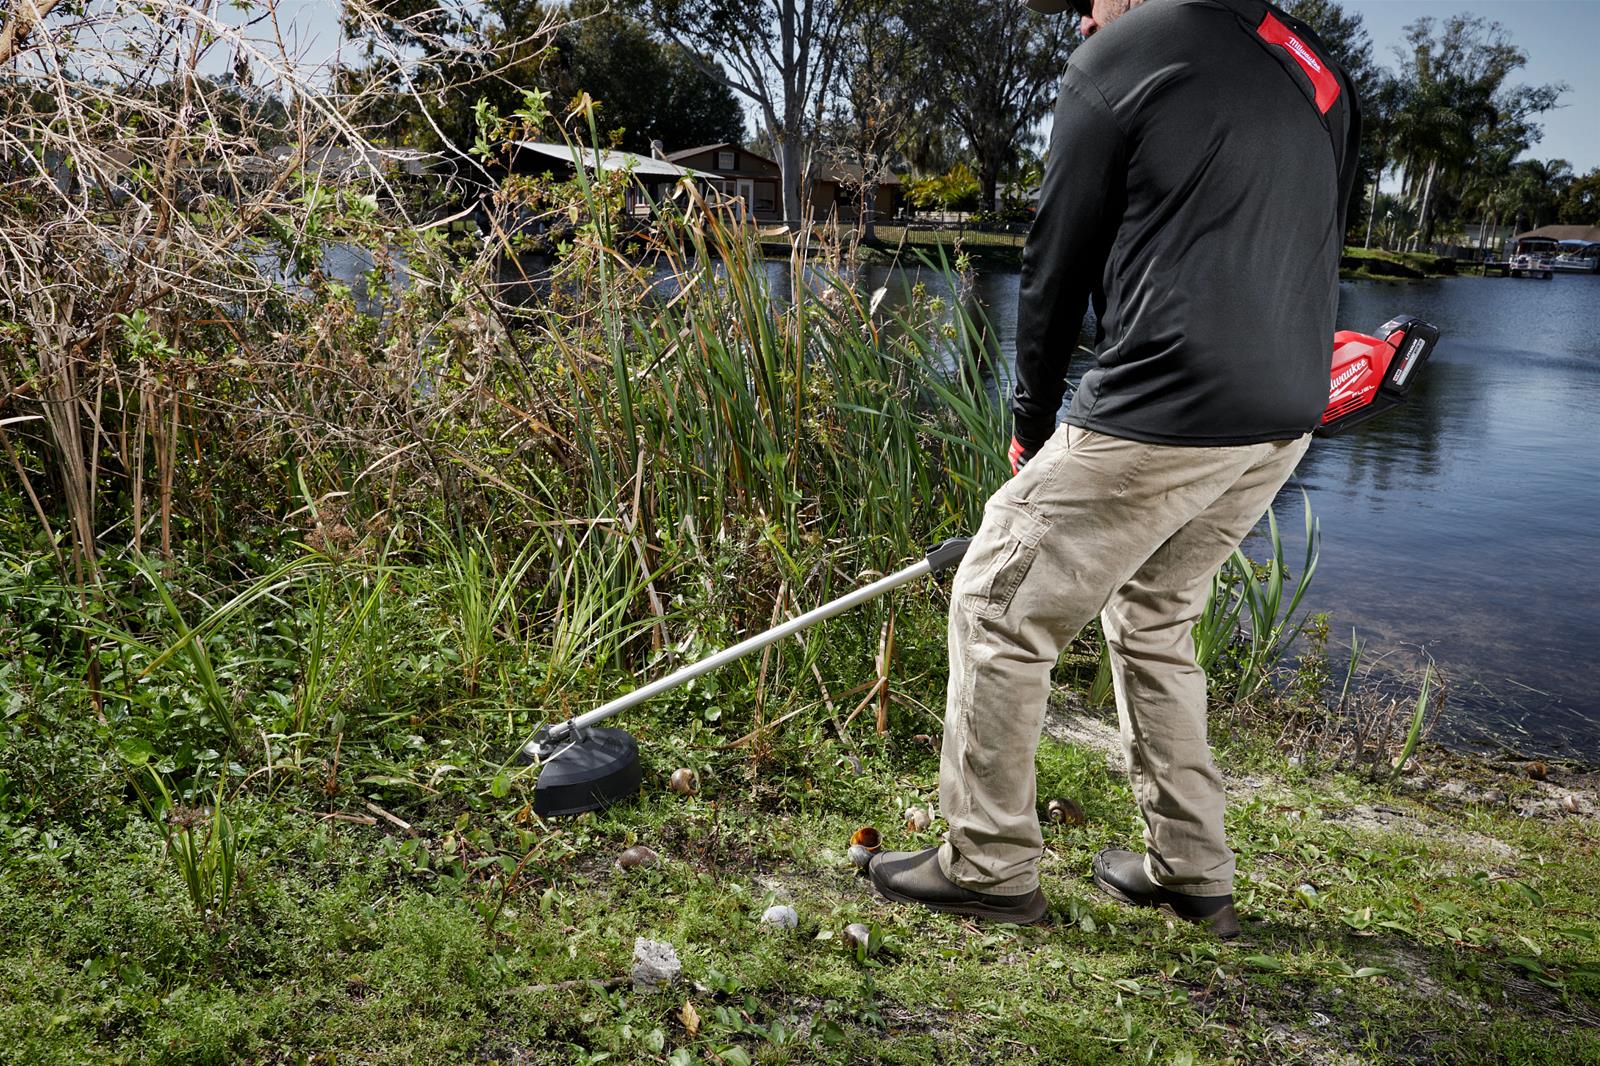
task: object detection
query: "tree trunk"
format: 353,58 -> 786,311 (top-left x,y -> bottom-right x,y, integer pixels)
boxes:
978,158 -> 1000,217
1363,160 -> 1381,249
1415,159 -> 1437,251
779,137 -> 804,228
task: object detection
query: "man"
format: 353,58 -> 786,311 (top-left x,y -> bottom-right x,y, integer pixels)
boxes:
869,0 -> 1361,936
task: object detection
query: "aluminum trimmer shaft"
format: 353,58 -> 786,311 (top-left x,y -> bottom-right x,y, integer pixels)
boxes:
523,537 -> 971,760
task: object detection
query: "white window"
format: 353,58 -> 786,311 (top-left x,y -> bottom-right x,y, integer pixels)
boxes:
717,150 -> 736,170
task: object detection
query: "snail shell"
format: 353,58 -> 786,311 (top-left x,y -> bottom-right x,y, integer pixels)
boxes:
849,826 -> 881,851
761,904 -> 798,928
669,768 -> 699,795
616,845 -> 660,871
1046,797 -> 1086,827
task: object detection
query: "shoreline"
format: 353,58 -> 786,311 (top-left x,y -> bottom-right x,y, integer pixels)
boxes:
749,231 -> 1463,279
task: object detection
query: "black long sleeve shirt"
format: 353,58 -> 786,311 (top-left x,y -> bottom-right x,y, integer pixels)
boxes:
1013,0 -> 1362,448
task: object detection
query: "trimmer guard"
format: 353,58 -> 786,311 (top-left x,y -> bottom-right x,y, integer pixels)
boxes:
526,726 -> 642,817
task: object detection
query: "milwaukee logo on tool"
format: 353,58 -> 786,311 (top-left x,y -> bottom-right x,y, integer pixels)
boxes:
1257,12 -> 1340,114
1330,360 -> 1368,394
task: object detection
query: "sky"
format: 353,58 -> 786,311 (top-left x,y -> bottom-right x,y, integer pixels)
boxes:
241,0 -> 1600,175
1345,0 -> 1599,173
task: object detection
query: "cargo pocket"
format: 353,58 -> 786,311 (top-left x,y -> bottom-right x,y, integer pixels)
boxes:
973,506 -> 1052,621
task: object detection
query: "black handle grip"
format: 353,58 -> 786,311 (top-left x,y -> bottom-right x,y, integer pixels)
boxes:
926,537 -> 972,574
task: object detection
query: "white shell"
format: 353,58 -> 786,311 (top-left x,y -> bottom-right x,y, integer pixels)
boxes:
847,844 -> 874,868
760,904 -> 798,928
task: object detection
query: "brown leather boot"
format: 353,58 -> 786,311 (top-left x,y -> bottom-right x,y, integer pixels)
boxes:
1092,848 -> 1241,938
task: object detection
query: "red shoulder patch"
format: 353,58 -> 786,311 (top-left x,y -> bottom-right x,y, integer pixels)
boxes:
1257,12 -> 1340,115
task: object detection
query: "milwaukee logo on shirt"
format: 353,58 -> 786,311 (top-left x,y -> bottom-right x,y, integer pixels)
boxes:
1257,12 -> 1340,114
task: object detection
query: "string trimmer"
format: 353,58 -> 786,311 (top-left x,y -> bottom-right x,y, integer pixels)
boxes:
519,314 -> 1440,816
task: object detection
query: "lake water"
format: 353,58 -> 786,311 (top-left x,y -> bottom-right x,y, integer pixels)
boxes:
923,267 -> 1600,761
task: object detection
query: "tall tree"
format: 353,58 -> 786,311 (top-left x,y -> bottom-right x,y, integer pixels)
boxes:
1389,15 -> 1563,246
1504,157 -> 1573,232
628,0 -> 855,227
820,0 -> 920,238
1558,167 -> 1600,226
546,3 -> 745,153
901,1 -> 1075,213
1356,72 -> 1407,247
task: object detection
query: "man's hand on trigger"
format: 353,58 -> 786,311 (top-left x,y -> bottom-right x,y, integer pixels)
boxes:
1009,436 -> 1034,476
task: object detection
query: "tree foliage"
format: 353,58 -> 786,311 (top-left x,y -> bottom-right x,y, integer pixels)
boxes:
1386,15 -> 1563,245
626,0 -> 856,225
544,2 -> 746,153
1281,3 -> 1568,249
1558,168 -> 1600,226
898,0 -> 1075,213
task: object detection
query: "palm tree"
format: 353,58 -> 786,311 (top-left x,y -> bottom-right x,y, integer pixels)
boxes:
1360,74 -> 1406,249
1389,74 -> 1474,248
1388,15 -> 1561,250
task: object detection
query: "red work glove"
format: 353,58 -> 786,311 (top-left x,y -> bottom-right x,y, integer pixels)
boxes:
1008,436 -> 1032,476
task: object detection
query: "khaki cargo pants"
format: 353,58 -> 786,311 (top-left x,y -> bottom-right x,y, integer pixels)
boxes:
938,425 -> 1312,897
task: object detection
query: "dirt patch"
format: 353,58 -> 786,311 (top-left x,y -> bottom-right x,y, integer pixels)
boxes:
1375,944 -> 1485,1016
1323,804 -> 1520,864
1043,694 -> 1124,767
1260,1019 -> 1367,1066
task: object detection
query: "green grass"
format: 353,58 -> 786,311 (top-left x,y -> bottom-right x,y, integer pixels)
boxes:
1340,246 -> 1460,281
3,691 -> 1597,1064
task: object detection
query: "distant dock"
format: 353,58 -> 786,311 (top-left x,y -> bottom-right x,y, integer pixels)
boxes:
1479,258 -> 1554,280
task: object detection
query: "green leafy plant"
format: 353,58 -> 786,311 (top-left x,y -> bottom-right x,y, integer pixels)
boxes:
1391,661 -> 1434,782
1226,490 -> 1321,699
139,768 -> 243,927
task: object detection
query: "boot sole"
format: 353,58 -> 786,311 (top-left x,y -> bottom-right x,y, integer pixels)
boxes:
872,877 -> 1049,925
1091,871 -> 1156,910
1092,871 -> 1241,939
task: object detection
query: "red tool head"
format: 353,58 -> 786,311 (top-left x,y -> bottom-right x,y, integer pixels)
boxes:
1318,316 -> 1440,436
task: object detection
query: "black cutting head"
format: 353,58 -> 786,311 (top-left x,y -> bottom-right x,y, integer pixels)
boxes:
525,726 -> 642,817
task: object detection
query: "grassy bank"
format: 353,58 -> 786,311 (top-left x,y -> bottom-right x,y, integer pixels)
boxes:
6,104 -> 1594,1061
4,645 -> 1599,1064
1339,247 -> 1459,281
